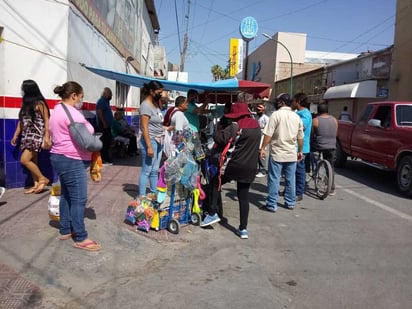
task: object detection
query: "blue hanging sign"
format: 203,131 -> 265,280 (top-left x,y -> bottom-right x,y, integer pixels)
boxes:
239,16 -> 258,41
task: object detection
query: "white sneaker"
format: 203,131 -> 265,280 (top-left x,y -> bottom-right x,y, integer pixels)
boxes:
256,172 -> 266,178
0,187 -> 5,200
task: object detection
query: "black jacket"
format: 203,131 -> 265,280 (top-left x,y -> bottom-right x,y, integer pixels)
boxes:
213,117 -> 260,183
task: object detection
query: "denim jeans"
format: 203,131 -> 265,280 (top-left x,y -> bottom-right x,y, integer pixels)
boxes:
139,137 -> 163,196
295,153 -> 307,197
50,154 -> 90,242
266,157 -> 297,210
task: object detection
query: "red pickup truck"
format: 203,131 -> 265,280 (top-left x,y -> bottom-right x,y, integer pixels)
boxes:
335,101 -> 412,197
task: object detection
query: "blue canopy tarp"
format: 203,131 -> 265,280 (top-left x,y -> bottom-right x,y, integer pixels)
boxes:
84,65 -> 269,95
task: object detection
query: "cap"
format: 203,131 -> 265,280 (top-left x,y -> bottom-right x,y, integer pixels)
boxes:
276,93 -> 290,103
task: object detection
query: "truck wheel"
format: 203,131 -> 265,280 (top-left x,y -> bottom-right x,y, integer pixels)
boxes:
397,155 -> 412,197
334,142 -> 347,168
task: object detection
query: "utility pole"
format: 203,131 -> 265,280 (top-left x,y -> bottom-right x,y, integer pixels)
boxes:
180,0 -> 190,72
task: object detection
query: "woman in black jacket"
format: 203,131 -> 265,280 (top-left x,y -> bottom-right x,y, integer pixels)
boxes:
200,103 -> 261,239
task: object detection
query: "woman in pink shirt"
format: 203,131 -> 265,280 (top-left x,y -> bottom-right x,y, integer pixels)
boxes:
49,81 -> 101,251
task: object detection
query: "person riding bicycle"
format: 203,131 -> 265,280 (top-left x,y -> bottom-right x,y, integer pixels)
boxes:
311,103 -> 338,196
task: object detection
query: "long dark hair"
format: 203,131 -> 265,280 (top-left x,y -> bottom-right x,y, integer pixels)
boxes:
19,80 -> 49,121
141,80 -> 164,97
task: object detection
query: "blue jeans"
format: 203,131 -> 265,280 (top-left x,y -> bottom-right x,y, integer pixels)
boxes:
295,154 -> 307,197
139,137 -> 163,196
266,157 -> 297,210
50,154 -> 90,242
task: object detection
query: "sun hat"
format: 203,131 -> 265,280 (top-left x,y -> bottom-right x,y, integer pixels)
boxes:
224,102 -> 252,119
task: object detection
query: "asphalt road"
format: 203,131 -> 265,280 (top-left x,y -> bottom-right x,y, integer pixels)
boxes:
0,157 -> 411,308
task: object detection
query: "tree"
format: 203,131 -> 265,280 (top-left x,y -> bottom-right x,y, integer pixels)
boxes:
211,65 -> 223,81
211,64 -> 231,81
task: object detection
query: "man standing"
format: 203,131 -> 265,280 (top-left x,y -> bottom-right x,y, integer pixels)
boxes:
312,103 -> 338,195
260,93 -> 304,211
96,87 -> 114,164
256,103 -> 269,177
184,89 -> 209,133
291,93 -> 312,201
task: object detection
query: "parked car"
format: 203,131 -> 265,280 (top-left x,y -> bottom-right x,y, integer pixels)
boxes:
335,101 -> 412,197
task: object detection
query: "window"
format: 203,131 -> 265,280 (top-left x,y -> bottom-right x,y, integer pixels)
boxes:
115,82 -> 130,108
358,105 -> 373,126
396,105 -> 412,127
374,105 -> 391,128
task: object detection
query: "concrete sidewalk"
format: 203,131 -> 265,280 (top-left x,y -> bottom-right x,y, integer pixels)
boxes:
0,155 -> 293,308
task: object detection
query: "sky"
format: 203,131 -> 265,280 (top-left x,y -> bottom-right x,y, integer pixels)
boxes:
153,0 -> 397,83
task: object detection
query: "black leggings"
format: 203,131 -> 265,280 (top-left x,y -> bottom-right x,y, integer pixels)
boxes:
209,174 -> 251,230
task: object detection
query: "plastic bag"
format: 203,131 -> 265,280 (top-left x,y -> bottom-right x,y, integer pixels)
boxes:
48,195 -> 60,221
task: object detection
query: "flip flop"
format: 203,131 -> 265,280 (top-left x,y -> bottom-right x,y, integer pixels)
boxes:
59,233 -> 74,240
73,240 -> 102,252
24,186 -> 38,194
34,178 -> 49,194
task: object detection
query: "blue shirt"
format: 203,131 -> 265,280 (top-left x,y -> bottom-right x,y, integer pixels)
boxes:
296,108 -> 312,154
96,96 -> 113,128
184,101 -> 200,132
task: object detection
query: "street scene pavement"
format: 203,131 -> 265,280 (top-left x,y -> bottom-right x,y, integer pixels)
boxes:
1,155 -> 411,309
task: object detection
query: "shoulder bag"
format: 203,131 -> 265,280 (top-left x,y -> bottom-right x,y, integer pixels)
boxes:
61,103 -> 103,152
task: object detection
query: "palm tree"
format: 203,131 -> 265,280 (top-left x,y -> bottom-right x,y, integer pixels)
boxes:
211,65 -> 223,81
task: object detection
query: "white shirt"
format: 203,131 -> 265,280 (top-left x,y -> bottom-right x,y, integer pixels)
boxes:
171,109 -> 190,131
263,106 -> 304,162
257,113 -> 269,129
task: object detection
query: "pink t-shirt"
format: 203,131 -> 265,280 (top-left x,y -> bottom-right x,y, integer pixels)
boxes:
50,103 -> 95,160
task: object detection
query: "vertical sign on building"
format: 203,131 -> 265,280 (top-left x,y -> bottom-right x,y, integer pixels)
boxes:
229,38 -> 244,77
229,38 -> 239,77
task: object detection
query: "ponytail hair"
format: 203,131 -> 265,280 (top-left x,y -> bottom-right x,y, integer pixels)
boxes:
54,81 -> 83,100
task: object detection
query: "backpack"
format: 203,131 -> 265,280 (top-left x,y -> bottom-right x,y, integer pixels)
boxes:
163,107 -> 178,126
210,123 -> 241,189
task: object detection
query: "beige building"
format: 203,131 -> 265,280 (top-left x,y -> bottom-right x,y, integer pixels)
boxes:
246,32 -> 358,100
389,0 -> 412,101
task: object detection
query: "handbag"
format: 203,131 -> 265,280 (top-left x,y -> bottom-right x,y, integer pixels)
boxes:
60,103 -> 103,152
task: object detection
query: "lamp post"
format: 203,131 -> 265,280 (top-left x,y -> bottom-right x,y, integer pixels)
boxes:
262,33 -> 293,96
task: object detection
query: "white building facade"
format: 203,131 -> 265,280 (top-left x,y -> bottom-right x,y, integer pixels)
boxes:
0,0 -> 161,188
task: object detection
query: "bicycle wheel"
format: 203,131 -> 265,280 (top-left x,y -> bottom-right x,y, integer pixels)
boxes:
314,160 -> 333,200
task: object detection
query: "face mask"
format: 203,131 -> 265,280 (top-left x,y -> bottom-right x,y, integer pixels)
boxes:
154,93 -> 162,102
75,100 -> 83,109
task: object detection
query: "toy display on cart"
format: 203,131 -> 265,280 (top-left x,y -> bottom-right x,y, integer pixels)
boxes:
125,129 -> 206,234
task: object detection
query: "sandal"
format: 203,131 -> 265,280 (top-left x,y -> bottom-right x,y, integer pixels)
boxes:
34,178 -> 49,194
73,240 -> 102,252
59,233 -> 74,240
24,186 -> 37,194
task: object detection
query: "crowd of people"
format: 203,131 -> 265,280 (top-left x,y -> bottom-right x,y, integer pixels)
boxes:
9,78 -> 338,249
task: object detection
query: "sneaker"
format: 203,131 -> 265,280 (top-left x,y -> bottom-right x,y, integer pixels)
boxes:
265,206 -> 277,212
237,229 -> 248,239
255,172 -> 266,178
200,213 -> 220,227
296,196 -> 303,202
0,187 -> 5,200
329,190 -> 336,196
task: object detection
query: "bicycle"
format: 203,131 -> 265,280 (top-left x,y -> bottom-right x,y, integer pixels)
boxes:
306,151 -> 333,200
